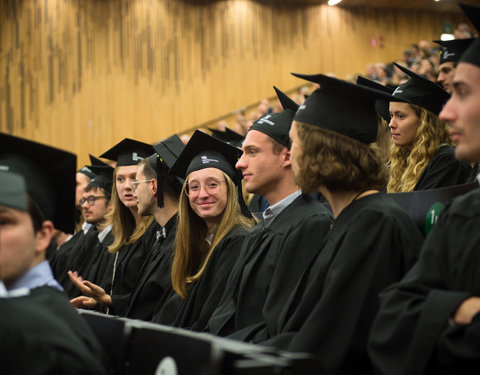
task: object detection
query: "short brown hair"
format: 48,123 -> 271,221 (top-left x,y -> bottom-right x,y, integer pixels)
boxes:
293,122 -> 388,193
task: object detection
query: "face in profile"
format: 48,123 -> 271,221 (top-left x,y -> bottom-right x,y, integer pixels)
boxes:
115,165 -> 138,209
236,130 -> 288,196
134,164 -> 155,217
388,102 -> 420,147
440,63 -> 480,163
0,206 -> 37,287
186,168 -> 228,228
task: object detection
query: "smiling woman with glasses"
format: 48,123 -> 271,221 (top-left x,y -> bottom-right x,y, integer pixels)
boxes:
153,130 -> 256,330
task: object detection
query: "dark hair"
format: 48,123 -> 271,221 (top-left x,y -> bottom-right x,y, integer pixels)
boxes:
84,184 -> 111,199
27,196 -> 46,232
139,159 -> 182,201
293,122 -> 388,193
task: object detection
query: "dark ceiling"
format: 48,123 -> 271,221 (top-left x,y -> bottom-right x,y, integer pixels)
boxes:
268,0 -> 479,13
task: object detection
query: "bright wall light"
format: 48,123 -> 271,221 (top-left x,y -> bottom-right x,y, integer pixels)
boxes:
328,0 -> 343,6
440,33 -> 455,41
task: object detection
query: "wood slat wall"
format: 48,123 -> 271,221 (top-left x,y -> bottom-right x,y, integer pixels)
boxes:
0,0 -> 467,167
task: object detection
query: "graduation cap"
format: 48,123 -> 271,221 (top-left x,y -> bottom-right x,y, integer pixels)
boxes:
356,76 -> 394,123
459,3 -> 480,32
77,165 -> 96,180
249,87 -> 299,148
170,130 -> 252,218
0,132 -> 76,233
383,63 -> 450,115
100,138 -> 154,166
86,164 -> 114,197
146,134 -> 185,208
459,37 -> 480,68
208,127 -> 245,148
89,154 -> 112,168
434,38 -> 475,64
0,171 -> 27,212
292,73 -> 402,143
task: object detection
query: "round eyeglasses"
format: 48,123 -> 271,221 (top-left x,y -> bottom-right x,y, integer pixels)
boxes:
186,180 -> 225,197
130,179 -> 154,191
79,196 -> 108,206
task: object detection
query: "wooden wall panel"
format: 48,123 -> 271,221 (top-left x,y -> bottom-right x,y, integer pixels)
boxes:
0,0 -> 467,167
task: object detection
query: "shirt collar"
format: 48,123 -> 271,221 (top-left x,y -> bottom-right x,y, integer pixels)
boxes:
98,224 -> 113,243
7,260 -> 63,292
262,190 -> 301,227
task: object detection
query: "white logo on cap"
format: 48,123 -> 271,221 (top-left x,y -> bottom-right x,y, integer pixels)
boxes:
201,156 -> 219,164
393,87 -> 403,96
132,152 -> 144,162
443,51 -> 455,59
257,115 -> 275,126
0,165 -> 10,171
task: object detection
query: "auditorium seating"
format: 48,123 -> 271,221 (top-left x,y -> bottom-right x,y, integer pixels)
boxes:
78,309 -> 321,375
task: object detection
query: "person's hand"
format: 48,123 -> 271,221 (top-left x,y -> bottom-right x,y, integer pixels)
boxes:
67,271 -> 112,306
452,297 -> 480,325
70,296 -> 98,309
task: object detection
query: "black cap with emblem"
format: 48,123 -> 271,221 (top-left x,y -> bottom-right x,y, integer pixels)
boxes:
292,73 -> 402,143
100,138 -> 154,166
171,130 -> 252,218
382,63 -> 450,115
434,39 -> 475,64
0,132 -> 76,233
146,134 -> 185,208
249,86 -> 299,149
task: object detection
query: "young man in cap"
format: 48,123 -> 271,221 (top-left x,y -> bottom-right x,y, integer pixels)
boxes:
207,87 -> 332,342
0,140 -> 108,374
368,36 -> 480,374
65,164 -> 115,298
123,135 -> 184,320
0,132 -> 76,291
69,136 -> 184,321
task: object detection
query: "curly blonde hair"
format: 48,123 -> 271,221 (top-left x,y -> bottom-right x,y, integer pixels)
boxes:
387,104 -> 452,193
293,122 -> 388,193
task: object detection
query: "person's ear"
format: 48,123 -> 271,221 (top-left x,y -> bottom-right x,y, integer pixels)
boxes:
35,220 -> 55,255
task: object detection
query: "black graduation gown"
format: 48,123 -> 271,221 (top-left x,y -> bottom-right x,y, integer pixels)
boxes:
50,229 -> 87,285
207,194 -> 333,342
125,215 -> 178,321
368,187 -> 480,375
261,194 -> 422,375
0,286 -> 108,375
105,220 -> 158,316
414,145 -> 472,191
63,227 -> 114,299
172,226 -> 250,331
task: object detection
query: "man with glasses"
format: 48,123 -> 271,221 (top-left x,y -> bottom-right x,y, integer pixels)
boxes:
122,135 -> 184,320
63,164 -> 115,298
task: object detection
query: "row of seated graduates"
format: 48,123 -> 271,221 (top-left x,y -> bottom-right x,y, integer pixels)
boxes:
49,4 -> 480,373
50,89 -> 476,375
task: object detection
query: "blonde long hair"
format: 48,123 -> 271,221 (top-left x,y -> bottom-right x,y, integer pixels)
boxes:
171,172 -> 256,298
107,168 -> 154,254
387,104 -> 452,193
